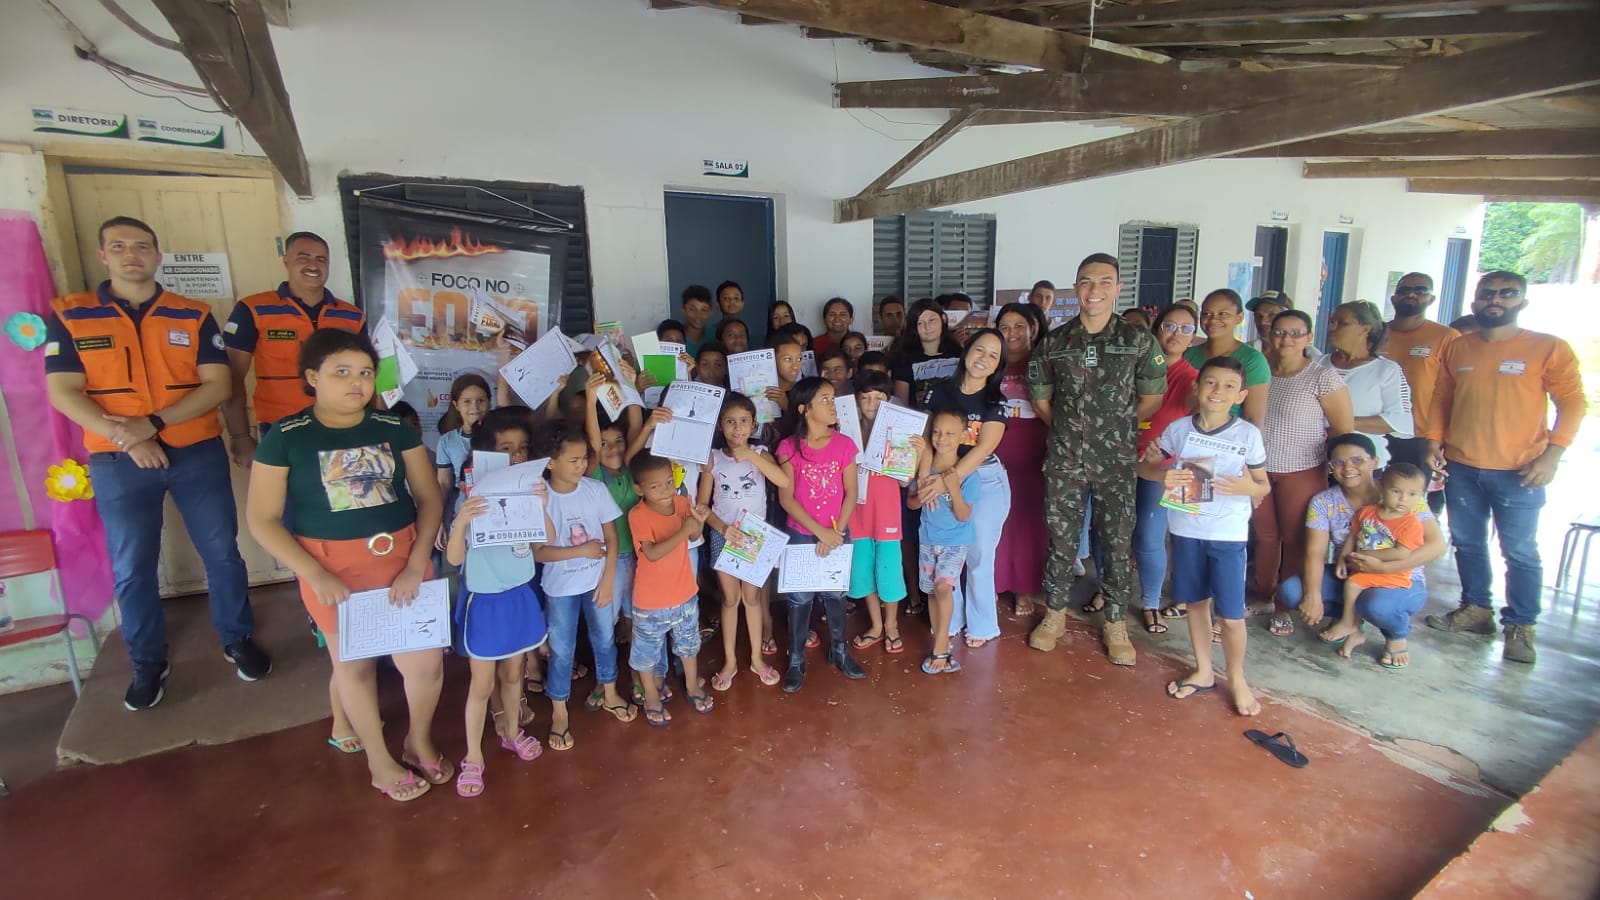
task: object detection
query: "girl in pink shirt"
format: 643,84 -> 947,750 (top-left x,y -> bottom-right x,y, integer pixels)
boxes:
776,378 -> 865,693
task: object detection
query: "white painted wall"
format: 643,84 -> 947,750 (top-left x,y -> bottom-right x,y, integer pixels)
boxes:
0,0 -> 1483,337
0,0 -> 1489,692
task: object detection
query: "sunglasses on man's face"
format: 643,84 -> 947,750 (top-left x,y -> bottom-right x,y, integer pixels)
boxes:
1476,287 -> 1523,301
1394,284 -> 1431,296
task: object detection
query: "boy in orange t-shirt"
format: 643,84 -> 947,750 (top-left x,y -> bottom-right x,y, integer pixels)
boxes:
627,453 -> 713,724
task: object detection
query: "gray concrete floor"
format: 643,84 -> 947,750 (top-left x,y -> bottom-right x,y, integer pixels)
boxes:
1121,431 -> 1600,798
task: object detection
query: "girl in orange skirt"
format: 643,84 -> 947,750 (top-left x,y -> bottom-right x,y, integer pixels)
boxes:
247,329 -> 445,802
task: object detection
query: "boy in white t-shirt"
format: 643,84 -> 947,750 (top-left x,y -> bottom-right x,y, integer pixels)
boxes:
1138,356 -> 1271,718
535,424 -> 635,751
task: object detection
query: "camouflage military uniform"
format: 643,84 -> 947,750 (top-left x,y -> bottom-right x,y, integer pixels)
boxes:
1027,315 -> 1166,623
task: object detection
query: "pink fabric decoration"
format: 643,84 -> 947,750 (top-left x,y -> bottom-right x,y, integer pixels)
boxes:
0,212 -> 115,621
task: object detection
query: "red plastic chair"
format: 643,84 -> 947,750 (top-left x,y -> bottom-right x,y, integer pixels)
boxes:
0,529 -> 100,695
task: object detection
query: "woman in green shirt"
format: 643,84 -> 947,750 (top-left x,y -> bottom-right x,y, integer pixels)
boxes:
1187,289 -> 1271,428
247,329 -> 445,803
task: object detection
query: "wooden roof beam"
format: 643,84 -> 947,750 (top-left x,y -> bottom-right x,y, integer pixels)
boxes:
665,0 -> 1166,70
855,105 -> 984,197
836,26 -> 1600,221
152,0 -> 311,197
1410,178 -> 1600,200
836,68 -> 1351,116
1307,158 -> 1600,179
1090,11 -> 1588,46
1233,129 -> 1600,158
1038,1 -> 1581,29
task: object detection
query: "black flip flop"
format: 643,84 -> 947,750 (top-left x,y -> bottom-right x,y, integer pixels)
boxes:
1167,679 -> 1217,700
1245,730 -> 1309,768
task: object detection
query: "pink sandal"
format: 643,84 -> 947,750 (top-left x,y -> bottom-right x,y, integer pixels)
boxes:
750,664 -> 781,686
374,771 -> 430,802
401,751 -> 454,785
456,760 -> 485,798
501,730 -> 543,762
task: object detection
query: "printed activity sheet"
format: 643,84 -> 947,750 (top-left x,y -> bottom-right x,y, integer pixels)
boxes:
652,381 -> 725,464
861,402 -> 928,484
337,578 -> 452,661
469,458 -> 551,545
371,318 -> 419,409
588,340 -> 644,419
800,350 -> 817,379
466,450 -> 508,490
500,327 -> 577,409
728,349 -> 781,424
777,542 -> 854,593
712,509 -> 789,587
833,393 -> 869,502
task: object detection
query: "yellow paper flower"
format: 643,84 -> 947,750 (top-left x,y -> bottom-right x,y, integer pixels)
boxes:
45,459 -> 94,502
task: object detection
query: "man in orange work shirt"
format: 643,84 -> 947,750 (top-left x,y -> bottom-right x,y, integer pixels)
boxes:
1380,272 -> 1458,514
43,217 -> 270,711
1422,270 -> 1587,665
220,231 -> 365,469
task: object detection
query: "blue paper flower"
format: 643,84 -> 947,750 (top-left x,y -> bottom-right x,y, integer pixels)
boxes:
4,312 -> 47,351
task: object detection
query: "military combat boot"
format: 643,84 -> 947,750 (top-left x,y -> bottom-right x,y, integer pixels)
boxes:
1029,607 -> 1067,651
1102,619 -> 1136,666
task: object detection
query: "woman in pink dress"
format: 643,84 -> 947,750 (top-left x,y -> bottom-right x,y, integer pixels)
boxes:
993,302 -> 1051,616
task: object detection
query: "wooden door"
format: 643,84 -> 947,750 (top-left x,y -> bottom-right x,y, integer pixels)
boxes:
63,170 -> 293,595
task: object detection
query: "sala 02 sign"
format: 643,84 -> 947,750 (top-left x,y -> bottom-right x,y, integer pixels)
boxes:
702,158 -> 749,178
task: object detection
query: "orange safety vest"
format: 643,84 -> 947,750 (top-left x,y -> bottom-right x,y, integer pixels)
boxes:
233,288 -> 365,424
52,290 -> 225,454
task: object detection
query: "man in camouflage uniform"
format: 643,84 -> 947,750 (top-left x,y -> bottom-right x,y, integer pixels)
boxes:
1027,253 -> 1167,665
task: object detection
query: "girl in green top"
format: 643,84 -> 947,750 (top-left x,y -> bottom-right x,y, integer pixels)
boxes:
247,329 -> 445,803
583,370 -> 646,705
1188,288 -> 1272,428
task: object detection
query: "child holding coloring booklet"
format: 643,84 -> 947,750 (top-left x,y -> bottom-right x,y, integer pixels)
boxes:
1137,356 -> 1270,718
700,394 -> 791,689
446,409 -> 555,797
846,371 -> 915,655
775,377 -> 867,693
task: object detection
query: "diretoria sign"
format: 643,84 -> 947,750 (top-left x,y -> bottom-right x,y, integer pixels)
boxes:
31,107 -> 127,138
30,106 -> 225,148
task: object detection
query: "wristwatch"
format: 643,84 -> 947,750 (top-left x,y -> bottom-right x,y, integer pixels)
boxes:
147,414 -> 166,434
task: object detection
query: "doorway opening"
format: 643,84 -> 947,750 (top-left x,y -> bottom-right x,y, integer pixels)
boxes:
1439,237 -> 1473,323
664,192 -> 777,337
1317,231 -> 1351,351
44,151 -> 292,595
1251,225 -> 1290,298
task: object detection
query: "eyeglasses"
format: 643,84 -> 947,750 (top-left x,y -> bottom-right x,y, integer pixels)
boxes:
1160,323 -> 1197,335
1394,284 -> 1432,295
1329,456 -> 1371,468
1271,329 -> 1310,339
1476,287 -> 1523,300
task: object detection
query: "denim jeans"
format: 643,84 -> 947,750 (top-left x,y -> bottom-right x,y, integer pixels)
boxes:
89,437 -> 252,673
630,597 -> 701,671
1280,570 -> 1429,640
544,587 -> 620,702
950,459 -> 1010,641
1132,477 -> 1168,610
1445,461 -> 1544,626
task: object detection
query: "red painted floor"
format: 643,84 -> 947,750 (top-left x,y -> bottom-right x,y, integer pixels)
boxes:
1,613 -> 1504,899
1421,727 -> 1600,899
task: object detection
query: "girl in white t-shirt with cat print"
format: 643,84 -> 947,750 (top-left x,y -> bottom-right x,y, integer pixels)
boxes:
698,394 -> 791,690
